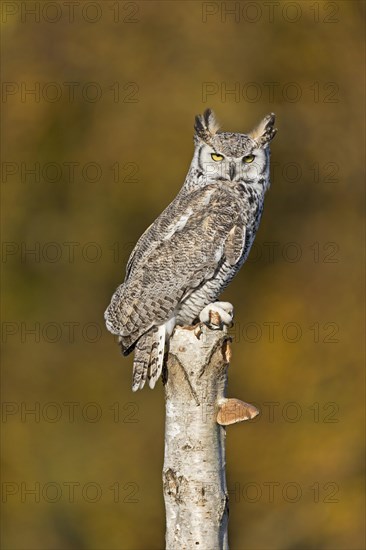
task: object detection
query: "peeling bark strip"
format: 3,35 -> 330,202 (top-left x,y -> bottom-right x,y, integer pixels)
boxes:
163,324 -> 258,549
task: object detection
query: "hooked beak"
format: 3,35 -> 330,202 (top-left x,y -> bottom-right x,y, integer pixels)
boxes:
229,162 -> 236,181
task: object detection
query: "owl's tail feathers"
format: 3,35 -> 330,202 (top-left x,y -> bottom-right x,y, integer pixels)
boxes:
147,325 -> 166,390
132,325 -> 166,391
132,332 -> 152,392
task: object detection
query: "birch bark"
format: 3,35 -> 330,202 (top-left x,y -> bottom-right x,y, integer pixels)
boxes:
162,323 -> 258,549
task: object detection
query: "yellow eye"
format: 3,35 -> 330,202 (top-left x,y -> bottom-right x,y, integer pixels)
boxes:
211,153 -> 224,162
243,154 -> 255,163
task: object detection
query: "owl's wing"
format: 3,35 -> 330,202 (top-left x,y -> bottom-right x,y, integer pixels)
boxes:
105,184 -> 245,350
125,223 -> 153,279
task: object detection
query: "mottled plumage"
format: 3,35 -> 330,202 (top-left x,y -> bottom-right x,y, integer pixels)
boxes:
105,110 -> 277,390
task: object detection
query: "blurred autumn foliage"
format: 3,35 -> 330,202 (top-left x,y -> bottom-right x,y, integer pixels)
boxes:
1,1 -> 365,549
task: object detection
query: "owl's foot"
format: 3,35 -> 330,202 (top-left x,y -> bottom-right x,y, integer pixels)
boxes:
199,301 -> 234,330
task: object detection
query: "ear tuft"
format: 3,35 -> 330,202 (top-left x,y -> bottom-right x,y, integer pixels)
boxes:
194,109 -> 220,141
249,113 -> 277,147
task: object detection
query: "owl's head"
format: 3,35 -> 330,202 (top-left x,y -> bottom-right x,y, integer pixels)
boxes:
192,109 -> 277,188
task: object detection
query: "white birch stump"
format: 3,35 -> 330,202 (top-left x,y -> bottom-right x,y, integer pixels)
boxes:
162,321 -> 258,550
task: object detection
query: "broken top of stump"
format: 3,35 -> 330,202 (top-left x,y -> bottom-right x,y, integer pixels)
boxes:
165,321 -> 259,427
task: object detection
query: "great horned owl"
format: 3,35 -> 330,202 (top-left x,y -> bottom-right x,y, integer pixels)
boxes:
105,110 -> 277,391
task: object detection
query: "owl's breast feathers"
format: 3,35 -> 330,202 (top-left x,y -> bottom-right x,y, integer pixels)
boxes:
104,182 -> 261,353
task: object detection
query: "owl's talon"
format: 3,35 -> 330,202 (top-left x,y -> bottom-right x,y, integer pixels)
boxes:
199,302 -> 234,330
194,324 -> 203,339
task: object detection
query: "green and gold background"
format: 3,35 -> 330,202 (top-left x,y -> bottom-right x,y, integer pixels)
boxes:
1,1 -> 364,548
